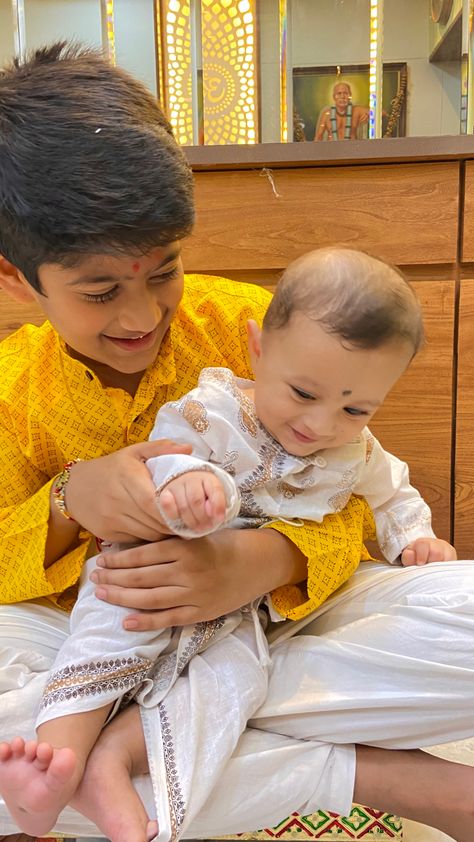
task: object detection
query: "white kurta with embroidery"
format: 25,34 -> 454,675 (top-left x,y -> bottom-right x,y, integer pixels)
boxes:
150,366 -> 435,561
35,367 -> 435,842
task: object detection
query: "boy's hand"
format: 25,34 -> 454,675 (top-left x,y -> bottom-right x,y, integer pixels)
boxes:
90,527 -> 307,629
158,470 -> 227,533
401,537 -> 457,566
64,440 -> 191,543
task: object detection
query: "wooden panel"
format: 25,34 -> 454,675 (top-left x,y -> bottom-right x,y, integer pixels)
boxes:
369,281 -> 454,543
462,161 -> 474,262
184,163 -> 459,272
0,290 -> 44,341
455,280 -> 474,555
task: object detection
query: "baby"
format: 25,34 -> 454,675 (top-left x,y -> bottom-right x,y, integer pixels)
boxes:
1,247 -> 455,842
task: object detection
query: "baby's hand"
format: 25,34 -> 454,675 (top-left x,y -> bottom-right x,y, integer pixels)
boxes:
158,470 -> 227,534
401,537 -> 457,566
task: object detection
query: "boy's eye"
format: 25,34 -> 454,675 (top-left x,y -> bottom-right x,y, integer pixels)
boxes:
150,266 -> 180,283
291,386 -> 314,400
83,287 -> 118,304
344,406 -> 369,417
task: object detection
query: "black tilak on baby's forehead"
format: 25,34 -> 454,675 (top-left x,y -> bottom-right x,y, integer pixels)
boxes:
342,389 -> 352,396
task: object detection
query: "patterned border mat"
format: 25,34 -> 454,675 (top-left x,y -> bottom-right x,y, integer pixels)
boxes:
219,807 -> 403,840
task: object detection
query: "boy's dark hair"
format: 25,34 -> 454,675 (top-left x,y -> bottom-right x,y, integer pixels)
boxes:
263,247 -> 424,354
0,42 -> 195,291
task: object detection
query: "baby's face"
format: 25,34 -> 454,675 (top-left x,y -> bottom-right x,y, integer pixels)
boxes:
250,313 -> 413,457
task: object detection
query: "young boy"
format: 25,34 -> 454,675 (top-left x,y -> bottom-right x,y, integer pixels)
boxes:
5,248 -> 456,842
1,42 -> 474,842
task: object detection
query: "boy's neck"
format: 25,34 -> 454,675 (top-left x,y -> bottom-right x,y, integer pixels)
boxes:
67,347 -> 144,396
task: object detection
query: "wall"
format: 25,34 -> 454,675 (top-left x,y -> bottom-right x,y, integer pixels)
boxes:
113,0 -> 157,96
23,0 -> 102,50
429,0 -> 463,52
281,0 -> 461,139
0,0 -> 14,64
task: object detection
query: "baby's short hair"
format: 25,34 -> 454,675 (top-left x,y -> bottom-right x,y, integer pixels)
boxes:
263,247 -> 424,354
0,42 -> 194,291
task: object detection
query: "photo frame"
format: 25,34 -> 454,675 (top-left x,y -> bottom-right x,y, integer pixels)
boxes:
292,63 -> 407,142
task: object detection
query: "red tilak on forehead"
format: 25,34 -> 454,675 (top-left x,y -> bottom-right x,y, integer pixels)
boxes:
132,261 -> 140,273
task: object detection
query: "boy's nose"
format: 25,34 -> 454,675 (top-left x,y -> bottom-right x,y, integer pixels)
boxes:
119,297 -> 162,334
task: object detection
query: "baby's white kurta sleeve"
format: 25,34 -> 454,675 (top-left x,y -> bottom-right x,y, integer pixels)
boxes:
355,432 -> 435,562
146,395 -> 241,539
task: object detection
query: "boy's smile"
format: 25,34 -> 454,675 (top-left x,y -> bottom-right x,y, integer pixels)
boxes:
26,244 -> 184,388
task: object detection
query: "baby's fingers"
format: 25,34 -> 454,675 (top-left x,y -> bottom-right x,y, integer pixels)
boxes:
203,474 -> 227,523
401,539 -> 430,566
159,487 -> 181,522
400,547 -> 417,566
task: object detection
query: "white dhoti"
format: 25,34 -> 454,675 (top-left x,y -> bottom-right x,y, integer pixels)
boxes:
36,555 -> 270,841
1,561 -> 474,838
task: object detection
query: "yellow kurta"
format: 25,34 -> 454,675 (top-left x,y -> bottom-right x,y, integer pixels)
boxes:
0,273 -> 373,614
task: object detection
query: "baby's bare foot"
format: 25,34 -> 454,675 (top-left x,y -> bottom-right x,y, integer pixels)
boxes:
0,737 -> 76,836
71,736 -> 156,842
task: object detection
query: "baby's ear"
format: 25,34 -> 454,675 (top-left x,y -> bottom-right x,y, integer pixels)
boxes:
247,319 -> 262,367
0,257 -> 36,303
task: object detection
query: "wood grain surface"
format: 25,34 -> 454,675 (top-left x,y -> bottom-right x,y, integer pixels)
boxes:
0,291 -> 44,341
184,163 -> 459,272
462,160 -> 474,263
369,280 -> 454,543
455,280 -> 474,556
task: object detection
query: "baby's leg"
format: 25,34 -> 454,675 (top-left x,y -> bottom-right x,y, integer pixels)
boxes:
70,703 -> 157,842
9,550 -> 171,839
0,666 -> 115,834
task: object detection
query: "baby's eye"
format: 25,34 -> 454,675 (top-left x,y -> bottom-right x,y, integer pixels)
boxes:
344,406 -> 369,417
291,386 -> 315,400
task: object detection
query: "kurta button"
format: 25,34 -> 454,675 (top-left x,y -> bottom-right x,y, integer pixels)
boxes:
315,456 -> 327,468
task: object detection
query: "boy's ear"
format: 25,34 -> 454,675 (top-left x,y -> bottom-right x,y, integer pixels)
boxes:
247,319 -> 262,368
0,256 -> 37,303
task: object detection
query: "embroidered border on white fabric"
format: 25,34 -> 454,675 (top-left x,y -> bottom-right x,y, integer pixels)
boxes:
159,701 -> 186,841
40,655 -> 154,709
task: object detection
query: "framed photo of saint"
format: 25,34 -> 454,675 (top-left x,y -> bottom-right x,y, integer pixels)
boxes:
292,63 -> 407,142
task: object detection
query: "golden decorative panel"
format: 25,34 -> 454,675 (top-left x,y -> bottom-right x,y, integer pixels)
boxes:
159,0 -> 194,145
201,0 -> 258,144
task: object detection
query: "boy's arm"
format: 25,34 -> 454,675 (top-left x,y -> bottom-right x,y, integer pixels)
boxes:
90,522 -> 309,629
0,402 -> 90,603
0,402 -> 192,604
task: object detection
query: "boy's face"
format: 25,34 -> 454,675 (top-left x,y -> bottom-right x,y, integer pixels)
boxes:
248,312 -> 414,457
23,244 -> 184,376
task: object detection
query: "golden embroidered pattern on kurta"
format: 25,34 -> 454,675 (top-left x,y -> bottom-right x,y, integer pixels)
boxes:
277,481 -> 307,499
40,655 -> 154,709
327,468 -> 357,512
181,398 -> 210,433
365,432 -> 375,462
